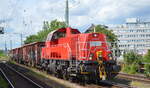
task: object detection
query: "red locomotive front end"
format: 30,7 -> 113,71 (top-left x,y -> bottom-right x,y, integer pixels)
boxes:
75,33 -> 111,61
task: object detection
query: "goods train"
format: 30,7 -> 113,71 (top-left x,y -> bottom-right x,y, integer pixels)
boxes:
9,27 -> 120,82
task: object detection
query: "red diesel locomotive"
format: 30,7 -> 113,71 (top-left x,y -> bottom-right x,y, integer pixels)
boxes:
10,27 -> 120,82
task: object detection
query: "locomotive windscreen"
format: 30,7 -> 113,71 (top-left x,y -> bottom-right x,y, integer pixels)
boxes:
90,41 -> 102,47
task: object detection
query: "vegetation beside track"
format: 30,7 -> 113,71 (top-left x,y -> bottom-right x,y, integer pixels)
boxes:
0,50 -> 9,61
142,50 -> 150,77
122,50 -> 150,77
131,81 -> 150,88
0,75 -> 9,88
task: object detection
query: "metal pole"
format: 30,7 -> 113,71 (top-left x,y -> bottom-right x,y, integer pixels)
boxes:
5,41 -> 7,54
65,0 -> 69,26
20,33 -> 23,46
94,26 -> 96,32
10,40 -> 12,50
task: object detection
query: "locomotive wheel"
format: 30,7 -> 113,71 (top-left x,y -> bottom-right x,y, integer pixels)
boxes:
95,78 -> 100,84
79,75 -> 86,85
69,76 -> 74,82
55,73 -> 59,78
63,70 -> 69,80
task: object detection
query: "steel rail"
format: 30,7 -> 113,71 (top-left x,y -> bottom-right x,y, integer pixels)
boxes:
4,63 -> 44,88
86,81 -> 131,88
118,73 -> 150,83
110,81 -> 131,88
0,68 -> 15,88
102,80 -> 131,88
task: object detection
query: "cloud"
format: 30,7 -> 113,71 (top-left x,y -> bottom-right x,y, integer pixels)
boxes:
0,0 -> 150,49
70,0 -> 150,24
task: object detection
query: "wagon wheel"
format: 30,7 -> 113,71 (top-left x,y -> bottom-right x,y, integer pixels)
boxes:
28,61 -> 31,67
31,60 -> 35,67
18,59 -> 21,64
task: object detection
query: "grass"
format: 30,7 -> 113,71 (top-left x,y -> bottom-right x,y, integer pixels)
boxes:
0,76 -> 9,88
131,81 -> 150,88
122,64 -> 138,74
27,69 -> 70,88
0,51 -> 9,61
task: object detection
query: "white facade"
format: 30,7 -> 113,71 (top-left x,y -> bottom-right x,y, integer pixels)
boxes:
110,18 -> 150,55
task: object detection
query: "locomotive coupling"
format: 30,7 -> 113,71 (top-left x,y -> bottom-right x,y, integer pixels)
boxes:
97,60 -> 107,80
96,51 -> 107,80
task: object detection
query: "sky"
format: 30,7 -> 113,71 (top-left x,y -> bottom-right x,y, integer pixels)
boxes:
0,0 -> 150,50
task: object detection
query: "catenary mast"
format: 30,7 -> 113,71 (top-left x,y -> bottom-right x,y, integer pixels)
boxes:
65,0 -> 69,27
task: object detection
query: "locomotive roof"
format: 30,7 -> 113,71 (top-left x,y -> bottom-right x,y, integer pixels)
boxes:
46,27 -> 80,41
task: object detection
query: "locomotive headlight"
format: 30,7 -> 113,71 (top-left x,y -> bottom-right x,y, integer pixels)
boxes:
93,34 -> 98,37
89,54 -> 93,60
108,54 -> 113,60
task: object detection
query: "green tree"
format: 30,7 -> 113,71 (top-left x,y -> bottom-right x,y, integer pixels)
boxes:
24,35 -> 38,44
95,25 -> 117,42
85,24 -> 117,43
122,51 -> 142,74
143,50 -> 150,77
123,51 -> 142,65
143,50 -> 150,63
144,64 -> 150,77
24,19 -> 66,44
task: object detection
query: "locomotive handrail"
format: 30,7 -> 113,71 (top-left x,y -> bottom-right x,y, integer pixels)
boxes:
66,43 -> 72,59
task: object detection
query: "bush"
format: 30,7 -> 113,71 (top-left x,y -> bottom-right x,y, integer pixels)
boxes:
122,65 -> 130,73
129,64 -> 138,74
122,64 -> 138,74
142,50 -> 150,76
144,64 -> 150,77
123,51 -> 142,65
0,51 -> 6,58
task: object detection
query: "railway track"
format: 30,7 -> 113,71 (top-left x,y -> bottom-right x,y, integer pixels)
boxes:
107,81 -> 131,88
9,61 -> 131,88
0,68 -> 14,88
118,72 -> 150,83
85,80 -> 131,88
0,62 -> 44,88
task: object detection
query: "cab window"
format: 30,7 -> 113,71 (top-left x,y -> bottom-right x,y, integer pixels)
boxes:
71,30 -> 80,34
52,31 -> 66,40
